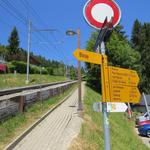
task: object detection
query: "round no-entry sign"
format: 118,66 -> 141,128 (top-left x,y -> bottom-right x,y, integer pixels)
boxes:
83,0 -> 121,29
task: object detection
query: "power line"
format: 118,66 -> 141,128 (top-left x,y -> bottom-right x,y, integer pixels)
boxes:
20,0 -> 68,63
3,0 -> 28,22
0,0 -> 72,65
0,0 -> 27,25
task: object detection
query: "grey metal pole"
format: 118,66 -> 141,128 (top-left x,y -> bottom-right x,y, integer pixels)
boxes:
101,41 -> 110,150
77,29 -> 82,111
142,93 -> 150,120
26,20 -> 31,84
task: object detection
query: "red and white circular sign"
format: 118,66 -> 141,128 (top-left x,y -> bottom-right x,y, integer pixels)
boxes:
83,0 -> 121,29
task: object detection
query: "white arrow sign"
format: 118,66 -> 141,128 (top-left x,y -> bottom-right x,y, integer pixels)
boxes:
107,102 -> 128,112
93,102 -> 128,112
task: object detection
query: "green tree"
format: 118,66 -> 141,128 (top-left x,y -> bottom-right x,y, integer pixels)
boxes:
107,28 -> 141,70
0,45 -> 8,58
131,19 -> 142,51
70,65 -> 77,80
139,23 -> 150,92
85,32 -> 103,92
8,27 -> 20,54
131,20 -> 150,93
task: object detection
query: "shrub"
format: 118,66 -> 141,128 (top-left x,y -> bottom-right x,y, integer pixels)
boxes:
46,67 -> 54,75
7,63 -> 16,73
11,61 -> 26,73
30,65 -> 40,74
41,67 -> 48,74
7,61 -> 47,74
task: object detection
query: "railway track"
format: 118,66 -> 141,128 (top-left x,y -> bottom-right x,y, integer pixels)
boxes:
0,80 -> 77,121
0,80 -> 72,96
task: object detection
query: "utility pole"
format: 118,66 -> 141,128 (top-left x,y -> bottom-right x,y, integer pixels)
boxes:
25,21 -> 57,84
77,29 -> 82,111
26,20 -> 31,84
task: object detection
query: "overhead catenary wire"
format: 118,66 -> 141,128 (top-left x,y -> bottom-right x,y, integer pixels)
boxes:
0,0 -> 27,26
20,0 -> 69,63
0,0 -> 72,67
2,0 -> 28,23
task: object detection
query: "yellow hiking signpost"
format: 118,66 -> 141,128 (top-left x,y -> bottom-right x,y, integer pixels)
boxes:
73,49 -> 141,103
73,49 -> 102,65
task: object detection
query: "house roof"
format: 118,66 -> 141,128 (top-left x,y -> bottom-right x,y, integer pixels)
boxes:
136,95 -> 150,106
30,56 -> 41,66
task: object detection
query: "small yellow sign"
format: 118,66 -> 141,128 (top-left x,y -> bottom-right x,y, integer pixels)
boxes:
73,49 -> 102,65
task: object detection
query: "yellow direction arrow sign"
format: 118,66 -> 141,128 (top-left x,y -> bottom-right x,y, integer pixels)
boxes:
108,66 -> 139,86
109,84 -> 141,103
73,49 -> 102,65
102,66 -> 141,103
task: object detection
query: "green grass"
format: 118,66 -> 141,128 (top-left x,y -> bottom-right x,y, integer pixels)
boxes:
0,74 -> 67,89
0,84 -> 77,150
69,86 -> 149,150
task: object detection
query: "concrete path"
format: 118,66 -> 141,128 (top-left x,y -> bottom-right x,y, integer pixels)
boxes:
12,84 -> 84,150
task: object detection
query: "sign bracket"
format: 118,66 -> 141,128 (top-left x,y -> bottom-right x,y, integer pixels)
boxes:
94,17 -> 113,52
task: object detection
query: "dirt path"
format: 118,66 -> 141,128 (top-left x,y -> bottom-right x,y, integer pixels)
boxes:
9,83 -> 85,150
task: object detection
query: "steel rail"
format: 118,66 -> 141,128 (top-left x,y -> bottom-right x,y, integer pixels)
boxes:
0,80 -> 72,96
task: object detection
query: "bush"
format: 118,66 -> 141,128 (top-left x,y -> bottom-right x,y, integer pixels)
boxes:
41,67 -> 48,74
30,65 -> 40,74
11,61 -> 26,73
46,67 -> 54,75
7,61 -> 48,74
7,63 -> 16,73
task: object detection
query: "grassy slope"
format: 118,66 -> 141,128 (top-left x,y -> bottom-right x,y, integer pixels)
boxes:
0,84 -> 77,150
69,86 -> 149,150
0,74 -> 67,89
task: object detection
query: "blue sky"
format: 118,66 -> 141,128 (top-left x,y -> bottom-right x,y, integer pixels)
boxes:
0,0 -> 150,66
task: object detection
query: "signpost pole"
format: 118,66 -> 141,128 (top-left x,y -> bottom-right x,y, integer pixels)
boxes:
100,42 -> 110,150
77,29 -> 83,111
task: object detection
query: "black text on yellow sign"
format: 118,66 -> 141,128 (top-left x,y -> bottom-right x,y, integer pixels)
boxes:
73,49 -> 102,65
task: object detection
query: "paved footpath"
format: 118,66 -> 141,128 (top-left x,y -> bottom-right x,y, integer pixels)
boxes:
13,84 -> 84,150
